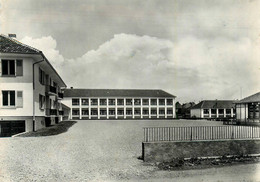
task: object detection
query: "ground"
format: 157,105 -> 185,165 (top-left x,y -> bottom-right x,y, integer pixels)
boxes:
0,119 -> 260,182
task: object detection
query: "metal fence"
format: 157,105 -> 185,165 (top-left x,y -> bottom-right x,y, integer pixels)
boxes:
143,126 -> 260,142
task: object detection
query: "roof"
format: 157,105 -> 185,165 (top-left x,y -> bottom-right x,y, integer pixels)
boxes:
0,34 -> 66,87
63,89 -> 176,98
236,92 -> 260,104
191,100 -> 235,109
61,103 -> 70,110
0,34 -> 40,54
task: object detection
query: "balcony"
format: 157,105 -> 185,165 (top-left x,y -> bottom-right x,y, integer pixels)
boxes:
58,92 -> 64,99
46,85 -> 57,95
46,109 -> 58,116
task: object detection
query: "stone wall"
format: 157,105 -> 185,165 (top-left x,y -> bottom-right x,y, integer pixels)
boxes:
142,139 -> 260,162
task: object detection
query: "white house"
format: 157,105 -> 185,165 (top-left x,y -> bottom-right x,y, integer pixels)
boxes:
0,34 -> 67,136
190,100 -> 236,119
62,88 -> 176,120
235,92 -> 260,124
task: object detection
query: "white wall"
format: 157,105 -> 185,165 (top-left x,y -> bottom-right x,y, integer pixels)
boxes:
190,109 -> 201,118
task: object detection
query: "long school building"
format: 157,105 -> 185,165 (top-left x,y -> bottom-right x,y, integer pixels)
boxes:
62,89 -> 176,120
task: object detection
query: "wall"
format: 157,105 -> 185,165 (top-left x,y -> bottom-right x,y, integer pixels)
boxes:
236,103 -> 248,122
142,139 -> 260,162
190,109 -> 201,118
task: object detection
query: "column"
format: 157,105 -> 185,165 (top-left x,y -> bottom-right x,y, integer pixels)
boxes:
79,98 -> 82,119
148,98 -> 151,119
115,98 -> 118,119
216,109 -> 219,118
88,98 -> 91,119
141,98 -> 143,119
124,98 -> 126,119
157,98 -> 159,118
165,98 -> 167,119
97,98 -> 100,119
132,98 -> 135,119
231,108 -> 234,118
224,108 -> 226,118
106,98 -> 109,119
209,108 -> 211,119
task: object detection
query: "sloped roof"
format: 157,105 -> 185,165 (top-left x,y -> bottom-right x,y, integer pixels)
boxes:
0,34 -> 40,54
63,89 -> 176,98
191,100 -> 235,109
236,92 -> 260,103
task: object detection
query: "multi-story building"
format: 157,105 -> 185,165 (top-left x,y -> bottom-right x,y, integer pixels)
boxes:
235,92 -> 260,124
190,100 -> 236,119
0,34 -> 66,137
62,88 -> 176,120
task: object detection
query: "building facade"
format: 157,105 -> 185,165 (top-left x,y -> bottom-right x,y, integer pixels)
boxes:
0,34 -> 66,136
190,100 -> 236,119
235,92 -> 260,124
62,89 -> 176,120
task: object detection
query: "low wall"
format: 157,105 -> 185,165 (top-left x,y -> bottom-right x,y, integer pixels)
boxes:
142,139 -> 260,162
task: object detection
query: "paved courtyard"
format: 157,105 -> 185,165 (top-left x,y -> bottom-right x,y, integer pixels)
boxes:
0,119 -> 260,182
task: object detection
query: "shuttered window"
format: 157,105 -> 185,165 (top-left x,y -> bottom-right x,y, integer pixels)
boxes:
17,91 -> 23,108
16,60 -> 23,76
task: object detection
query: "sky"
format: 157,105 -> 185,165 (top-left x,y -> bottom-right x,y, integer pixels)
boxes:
1,0 -> 260,103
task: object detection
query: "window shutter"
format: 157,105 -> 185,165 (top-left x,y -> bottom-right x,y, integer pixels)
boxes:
17,91 -> 23,108
16,60 -> 23,76
0,59 -> 2,76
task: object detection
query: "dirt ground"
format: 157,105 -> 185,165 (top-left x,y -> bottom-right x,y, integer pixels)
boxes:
0,119 -> 260,182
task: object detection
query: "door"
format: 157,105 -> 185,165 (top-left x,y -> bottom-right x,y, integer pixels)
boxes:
0,121 -> 25,137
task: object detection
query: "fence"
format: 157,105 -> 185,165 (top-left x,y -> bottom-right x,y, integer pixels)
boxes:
143,126 -> 260,142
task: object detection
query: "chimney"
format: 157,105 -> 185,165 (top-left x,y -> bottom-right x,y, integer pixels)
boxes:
8,34 -> 16,38
70,87 -> 73,89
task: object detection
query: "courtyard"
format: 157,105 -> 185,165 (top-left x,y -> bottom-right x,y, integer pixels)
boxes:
0,119 -> 260,181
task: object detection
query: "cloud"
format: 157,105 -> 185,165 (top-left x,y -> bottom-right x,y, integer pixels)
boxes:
19,33 -> 260,102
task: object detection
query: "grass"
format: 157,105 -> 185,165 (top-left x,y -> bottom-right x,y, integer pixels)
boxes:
17,120 -> 77,137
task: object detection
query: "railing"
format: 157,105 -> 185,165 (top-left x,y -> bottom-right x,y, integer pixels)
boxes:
46,109 -> 57,116
143,126 -> 260,142
46,85 -> 57,94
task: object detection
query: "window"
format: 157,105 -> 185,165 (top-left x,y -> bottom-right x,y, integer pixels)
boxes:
108,99 -> 115,106
2,91 -> 15,106
81,99 -> 89,106
91,109 -> 98,115
39,94 -> 45,110
82,109 -> 89,115
211,109 -> 216,114
126,109 -> 132,115
39,68 -> 45,85
109,109 -> 115,115
134,108 -> 141,115
2,60 -> 15,76
142,99 -> 149,105
117,109 -> 124,115
159,108 -> 165,115
167,99 -> 173,105
117,99 -> 124,106
72,109 -> 79,115
100,99 -> 107,106
151,99 -> 157,106
226,109 -> 231,114
167,108 -> 173,114
100,109 -> 107,115
72,99 -> 79,106
218,109 -> 224,114
159,99 -> 165,106
91,99 -> 98,105
143,108 -> 149,115
134,99 -> 141,105
203,109 -> 209,114
126,99 -> 132,105
151,109 -> 157,115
